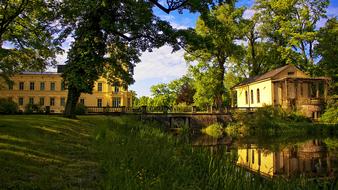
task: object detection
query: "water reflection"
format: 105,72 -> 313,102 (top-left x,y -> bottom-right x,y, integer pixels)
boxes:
192,134 -> 338,179
237,140 -> 337,178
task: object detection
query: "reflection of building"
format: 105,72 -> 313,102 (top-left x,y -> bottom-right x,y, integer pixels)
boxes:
0,66 -> 132,113
232,65 -> 330,118
237,140 -> 337,178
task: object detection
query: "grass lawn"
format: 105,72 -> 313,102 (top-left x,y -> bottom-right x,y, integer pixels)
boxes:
0,115 -> 336,190
0,115 -> 103,189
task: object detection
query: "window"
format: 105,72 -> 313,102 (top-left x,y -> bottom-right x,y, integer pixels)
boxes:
114,86 -> 119,93
246,149 -> 249,162
30,82 -> 35,90
257,89 -> 260,103
8,83 -> 13,90
50,97 -> 55,106
19,97 -> 24,106
39,97 -> 45,106
19,82 -> 24,90
61,82 -> 66,91
97,99 -> 102,108
251,90 -> 254,104
40,82 -> 45,91
113,97 -> 121,107
80,98 -> 85,105
288,72 -> 295,75
60,97 -> 66,106
97,83 -> 102,92
300,83 -> 303,96
252,150 -> 255,164
29,97 -> 34,104
258,150 -> 261,166
50,82 -> 55,91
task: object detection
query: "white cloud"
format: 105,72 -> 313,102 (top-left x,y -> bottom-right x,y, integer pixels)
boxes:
243,9 -> 256,19
134,45 -> 188,81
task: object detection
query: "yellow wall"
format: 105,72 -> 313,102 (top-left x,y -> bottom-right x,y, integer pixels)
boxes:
235,80 -> 272,107
237,147 -> 275,177
0,73 -> 132,113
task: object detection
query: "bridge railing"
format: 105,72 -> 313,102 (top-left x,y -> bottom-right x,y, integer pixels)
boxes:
84,105 -> 233,114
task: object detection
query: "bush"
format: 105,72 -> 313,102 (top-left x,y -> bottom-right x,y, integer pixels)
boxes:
320,106 -> 338,124
201,123 -> 224,137
230,106 -> 311,135
75,103 -> 87,115
24,104 -> 43,114
172,102 -> 192,112
0,98 -> 18,114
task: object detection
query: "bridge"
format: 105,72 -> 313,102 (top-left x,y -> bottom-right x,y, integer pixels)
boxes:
85,105 -> 233,129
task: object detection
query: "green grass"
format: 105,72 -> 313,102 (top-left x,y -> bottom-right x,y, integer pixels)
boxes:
0,115 -> 101,189
0,115 -> 336,189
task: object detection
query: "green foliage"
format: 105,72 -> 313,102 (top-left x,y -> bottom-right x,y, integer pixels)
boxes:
320,107 -> 338,124
75,103 -> 87,115
24,104 -> 43,114
315,18 -> 338,95
254,0 -> 329,72
201,123 -> 224,138
0,0 -> 61,79
0,98 -> 18,114
229,106 -> 311,136
185,4 -> 245,109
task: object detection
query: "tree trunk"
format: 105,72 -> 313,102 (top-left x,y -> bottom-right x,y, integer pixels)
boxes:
216,59 -> 226,113
64,86 -> 81,118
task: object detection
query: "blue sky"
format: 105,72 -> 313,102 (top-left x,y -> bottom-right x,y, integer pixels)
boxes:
53,0 -> 338,97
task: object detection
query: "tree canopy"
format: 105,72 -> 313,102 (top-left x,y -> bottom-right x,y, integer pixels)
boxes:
0,0 -> 61,85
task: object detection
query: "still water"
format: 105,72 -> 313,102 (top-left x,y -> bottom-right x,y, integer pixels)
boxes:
191,133 -> 338,179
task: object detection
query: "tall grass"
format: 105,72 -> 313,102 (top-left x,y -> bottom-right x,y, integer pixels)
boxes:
0,115 -> 336,189
95,116 -> 337,190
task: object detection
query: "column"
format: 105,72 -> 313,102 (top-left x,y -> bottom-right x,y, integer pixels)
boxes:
316,81 -> 319,98
324,80 -> 328,100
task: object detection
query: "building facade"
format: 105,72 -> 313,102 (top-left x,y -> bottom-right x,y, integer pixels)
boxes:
237,140 -> 336,178
0,69 -> 133,113
232,65 -> 330,118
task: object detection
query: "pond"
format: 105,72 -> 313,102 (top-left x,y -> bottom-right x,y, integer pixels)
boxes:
190,133 -> 338,180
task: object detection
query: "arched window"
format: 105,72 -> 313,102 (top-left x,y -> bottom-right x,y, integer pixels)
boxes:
251,90 -> 254,104
245,91 -> 248,104
257,88 -> 260,103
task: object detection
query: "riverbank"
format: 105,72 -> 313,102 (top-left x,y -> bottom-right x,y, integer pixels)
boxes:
226,106 -> 338,137
0,115 -> 336,189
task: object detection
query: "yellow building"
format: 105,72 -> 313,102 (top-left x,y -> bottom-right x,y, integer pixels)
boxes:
0,67 -> 133,113
237,140 -> 336,178
232,65 -> 330,118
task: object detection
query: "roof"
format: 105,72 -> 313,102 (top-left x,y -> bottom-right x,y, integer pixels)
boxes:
232,65 -> 291,89
20,71 -> 61,75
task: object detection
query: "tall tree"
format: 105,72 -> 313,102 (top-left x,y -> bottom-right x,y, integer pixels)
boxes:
315,18 -> 338,97
255,0 -> 329,73
185,3 -> 245,110
61,0 -> 175,117
0,0 -> 61,85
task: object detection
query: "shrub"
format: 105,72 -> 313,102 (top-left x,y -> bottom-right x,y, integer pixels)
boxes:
320,106 -> 338,124
0,98 -> 18,114
172,102 -> 192,112
24,104 -> 43,114
202,123 -> 224,138
75,103 -> 87,115
230,106 -> 311,135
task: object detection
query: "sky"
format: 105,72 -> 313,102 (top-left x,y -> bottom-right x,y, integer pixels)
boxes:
53,0 -> 338,97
